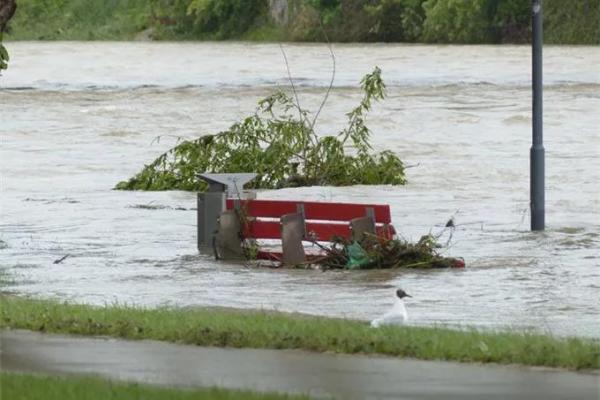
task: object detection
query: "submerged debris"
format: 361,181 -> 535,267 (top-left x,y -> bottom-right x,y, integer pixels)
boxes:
242,233 -> 464,270
127,204 -> 189,211
314,233 -> 464,270
53,254 -> 70,264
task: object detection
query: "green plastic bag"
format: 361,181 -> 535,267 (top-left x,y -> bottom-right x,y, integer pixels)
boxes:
346,241 -> 372,269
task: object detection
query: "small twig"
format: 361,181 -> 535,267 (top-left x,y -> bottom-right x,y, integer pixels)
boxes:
404,162 -> 420,169
310,16 -> 336,132
437,240 -> 458,255
306,237 -> 339,255
444,228 -> 454,247
53,254 -> 70,264
279,45 -> 309,125
515,206 -> 529,229
392,260 -> 432,269
150,134 -> 186,146
278,44 -> 320,152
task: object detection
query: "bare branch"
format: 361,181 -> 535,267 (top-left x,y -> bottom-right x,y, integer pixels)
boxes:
150,134 -> 187,146
278,43 -> 318,147
278,44 -> 306,124
310,16 -> 336,131
0,0 -> 17,32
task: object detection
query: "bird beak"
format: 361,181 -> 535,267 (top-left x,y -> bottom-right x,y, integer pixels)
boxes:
406,293 -> 412,298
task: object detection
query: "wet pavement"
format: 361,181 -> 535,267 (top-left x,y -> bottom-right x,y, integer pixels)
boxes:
1,330 -> 598,399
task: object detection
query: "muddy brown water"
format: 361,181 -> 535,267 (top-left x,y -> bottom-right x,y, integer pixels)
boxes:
0,42 -> 599,338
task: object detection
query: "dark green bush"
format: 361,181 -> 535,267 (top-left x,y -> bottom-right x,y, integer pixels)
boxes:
365,0 -> 427,42
545,0 -> 600,44
5,0 -> 599,44
186,0 -> 269,39
7,0 -> 153,40
491,0 -> 530,43
422,0 -> 492,43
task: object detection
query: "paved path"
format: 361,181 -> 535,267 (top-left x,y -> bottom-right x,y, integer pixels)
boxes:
1,330 -> 598,399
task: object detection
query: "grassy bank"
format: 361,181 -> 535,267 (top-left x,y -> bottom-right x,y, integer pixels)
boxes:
4,0 -> 599,44
1,296 -> 598,370
1,372 -> 309,400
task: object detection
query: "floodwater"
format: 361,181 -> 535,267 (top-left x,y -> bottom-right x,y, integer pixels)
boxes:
1,42 -> 599,338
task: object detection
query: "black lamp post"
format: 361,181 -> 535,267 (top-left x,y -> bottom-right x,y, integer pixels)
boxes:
531,0 -> 545,231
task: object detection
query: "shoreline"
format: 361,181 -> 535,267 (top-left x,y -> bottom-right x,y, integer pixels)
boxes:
4,38 -> 600,46
2,295 -> 598,371
4,1 -> 598,45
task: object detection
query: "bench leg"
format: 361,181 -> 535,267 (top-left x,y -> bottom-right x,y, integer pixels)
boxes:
281,212 -> 306,266
350,207 -> 376,241
214,209 -> 245,260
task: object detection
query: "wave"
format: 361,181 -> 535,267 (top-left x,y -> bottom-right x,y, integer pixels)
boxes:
2,79 -> 599,93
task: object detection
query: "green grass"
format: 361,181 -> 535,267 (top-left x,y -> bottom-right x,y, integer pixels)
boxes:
1,295 -> 598,371
0,372 -> 309,400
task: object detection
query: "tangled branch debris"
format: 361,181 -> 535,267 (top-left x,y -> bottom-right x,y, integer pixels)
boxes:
313,233 -> 464,270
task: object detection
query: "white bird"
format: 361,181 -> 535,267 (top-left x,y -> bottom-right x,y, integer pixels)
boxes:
370,288 -> 411,328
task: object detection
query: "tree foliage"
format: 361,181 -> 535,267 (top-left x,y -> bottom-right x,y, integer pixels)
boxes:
544,0 -> 600,44
0,0 -> 17,31
0,36 -> 8,71
186,0 -> 268,38
3,0 -> 153,40
152,0 -> 269,39
364,0 -> 427,42
0,0 -> 17,71
422,0 -> 491,43
116,67 -> 407,192
491,0 -> 530,42
4,0 -> 599,44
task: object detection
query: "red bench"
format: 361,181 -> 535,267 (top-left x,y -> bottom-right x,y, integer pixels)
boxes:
213,199 -> 396,265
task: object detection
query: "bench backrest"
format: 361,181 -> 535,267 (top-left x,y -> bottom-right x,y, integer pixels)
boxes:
225,199 -> 391,223
225,199 -> 394,241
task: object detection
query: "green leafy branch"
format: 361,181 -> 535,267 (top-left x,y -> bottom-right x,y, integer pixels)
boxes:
0,33 -> 9,71
116,67 -> 406,192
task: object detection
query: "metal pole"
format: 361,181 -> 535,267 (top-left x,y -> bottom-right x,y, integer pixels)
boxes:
531,0 -> 545,231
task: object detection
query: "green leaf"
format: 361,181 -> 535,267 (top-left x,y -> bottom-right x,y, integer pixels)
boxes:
0,45 -> 8,62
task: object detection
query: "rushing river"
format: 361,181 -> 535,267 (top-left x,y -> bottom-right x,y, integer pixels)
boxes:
1,42 -> 599,338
